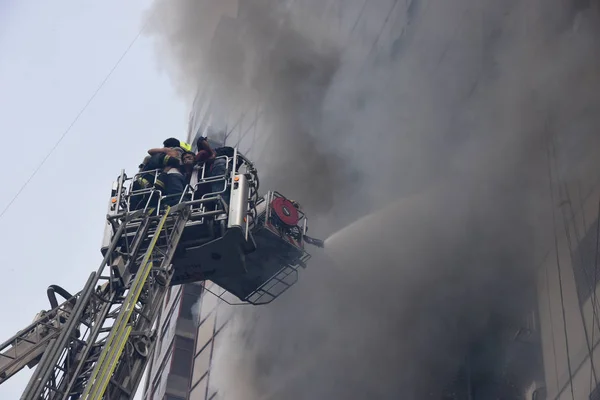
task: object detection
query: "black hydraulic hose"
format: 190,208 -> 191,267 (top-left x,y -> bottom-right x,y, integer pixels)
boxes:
235,152 -> 259,191
252,169 -> 260,192
21,272 -> 97,400
47,285 -> 75,309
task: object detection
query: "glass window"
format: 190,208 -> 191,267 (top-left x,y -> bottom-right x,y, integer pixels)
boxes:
175,335 -> 194,352
190,373 -> 208,400
156,334 -> 175,373
153,353 -> 171,400
171,349 -> 192,378
165,286 -> 171,306
200,293 -> 218,321
197,313 -> 216,355
572,217 -> 600,304
185,283 -> 203,297
150,340 -> 173,396
171,336 -> 195,378
172,348 -> 193,378
213,329 -> 224,358
180,292 -> 198,321
160,291 -> 182,340
215,308 -> 229,333
192,342 -> 212,386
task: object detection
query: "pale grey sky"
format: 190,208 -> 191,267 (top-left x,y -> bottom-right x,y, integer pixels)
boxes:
0,0 -> 187,397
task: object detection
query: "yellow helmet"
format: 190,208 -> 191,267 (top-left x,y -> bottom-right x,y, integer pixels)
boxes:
180,141 -> 192,152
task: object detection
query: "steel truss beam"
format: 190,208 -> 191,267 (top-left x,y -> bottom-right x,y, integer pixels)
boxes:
16,204 -> 190,400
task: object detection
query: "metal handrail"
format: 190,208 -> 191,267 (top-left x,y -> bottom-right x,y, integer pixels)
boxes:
112,149 -> 260,224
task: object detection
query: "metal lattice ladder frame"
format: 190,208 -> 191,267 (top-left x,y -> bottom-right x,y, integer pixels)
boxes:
0,299 -> 77,385
18,205 -> 190,400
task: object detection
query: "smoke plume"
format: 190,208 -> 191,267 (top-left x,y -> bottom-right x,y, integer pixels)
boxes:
145,0 -> 600,398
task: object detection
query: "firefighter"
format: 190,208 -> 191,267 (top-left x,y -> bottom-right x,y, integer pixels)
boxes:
158,137 -> 192,153
155,151 -> 196,207
147,142 -> 183,161
143,138 -> 191,166
178,140 -> 192,152
130,141 -> 183,210
138,137 -> 187,175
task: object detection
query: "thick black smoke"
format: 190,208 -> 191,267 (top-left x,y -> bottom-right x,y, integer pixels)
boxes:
145,0 -> 600,398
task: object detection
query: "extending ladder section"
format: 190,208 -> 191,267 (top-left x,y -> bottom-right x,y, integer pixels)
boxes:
0,292 -> 77,385
16,205 -> 190,400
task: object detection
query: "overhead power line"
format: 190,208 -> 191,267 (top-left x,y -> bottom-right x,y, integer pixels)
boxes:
0,21 -> 147,222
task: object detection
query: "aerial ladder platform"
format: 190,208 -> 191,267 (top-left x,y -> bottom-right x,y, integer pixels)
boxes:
0,147 -> 323,399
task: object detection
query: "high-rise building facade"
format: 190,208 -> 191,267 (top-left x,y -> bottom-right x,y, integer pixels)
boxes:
144,1 -> 600,399
185,282 -> 234,400
142,283 -> 204,400
535,164 -> 600,400
143,4 -> 261,399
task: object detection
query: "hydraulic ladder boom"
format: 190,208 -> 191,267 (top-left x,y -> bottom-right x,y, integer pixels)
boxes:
1,200 -> 190,400
0,150 -> 325,398
0,295 -> 76,385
